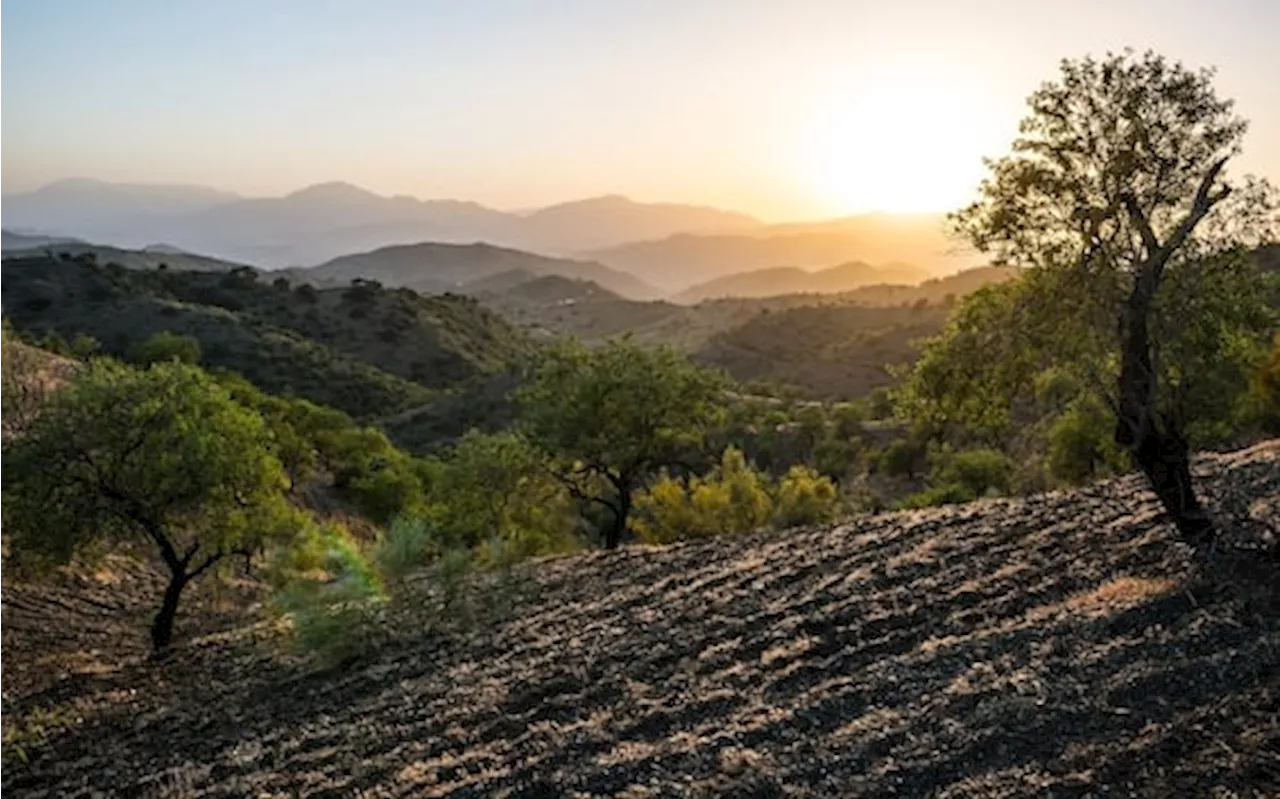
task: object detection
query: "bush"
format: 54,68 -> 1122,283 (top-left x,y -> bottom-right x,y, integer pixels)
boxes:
773,465 -> 839,528
632,448 -> 773,543
931,448 -> 1013,497
1045,398 -> 1129,483
370,515 -> 441,583
272,523 -> 387,666
127,331 -> 202,366
428,431 -> 576,556
876,438 -> 925,479
895,483 -> 976,510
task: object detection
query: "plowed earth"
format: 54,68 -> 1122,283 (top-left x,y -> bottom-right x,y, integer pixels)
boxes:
4,443 -> 1279,798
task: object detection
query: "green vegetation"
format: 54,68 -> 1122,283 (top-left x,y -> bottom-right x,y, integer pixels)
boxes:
3,359 -> 305,649
1,254 -> 531,421
938,51 -> 1277,543
632,448 -> 840,543
519,339 -> 728,548
3,51 -> 1277,674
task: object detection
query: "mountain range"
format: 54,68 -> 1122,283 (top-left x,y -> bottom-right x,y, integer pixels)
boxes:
1,179 -> 761,270
581,214 -> 977,292
2,179 -> 980,294
673,261 -> 931,304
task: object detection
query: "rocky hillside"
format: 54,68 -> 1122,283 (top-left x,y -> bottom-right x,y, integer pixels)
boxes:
3,443 -> 1277,797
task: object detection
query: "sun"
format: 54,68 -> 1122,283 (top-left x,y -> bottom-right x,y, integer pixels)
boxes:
797,70 -> 1003,215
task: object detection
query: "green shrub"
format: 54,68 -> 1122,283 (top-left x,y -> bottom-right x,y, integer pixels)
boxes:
632,447 -> 773,543
931,448 -> 1013,497
773,465 -> 839,528
127,331 -> 202,366
428,431 -> 576,556
876,438 -> 925,479
272,523 -> 387,666
1045,398 -> 1129,483
895,483 -> 976,509
371,515 -> 441,583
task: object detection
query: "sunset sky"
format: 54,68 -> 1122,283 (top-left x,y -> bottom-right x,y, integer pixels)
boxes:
3,0 -> 1278,220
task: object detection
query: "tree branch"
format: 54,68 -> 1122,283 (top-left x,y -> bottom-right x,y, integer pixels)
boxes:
1121,193 -> 1161,257
1155,157 -> 1231,268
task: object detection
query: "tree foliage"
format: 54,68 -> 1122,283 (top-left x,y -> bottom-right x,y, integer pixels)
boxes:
918,51 -> 1276,538
427,430 -> 577,557
518,338 -> 727,548
3,360 -> 303,648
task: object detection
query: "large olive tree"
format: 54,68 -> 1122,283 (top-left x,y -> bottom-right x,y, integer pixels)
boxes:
952,51 -> 1277,544
3,359 -> 303,649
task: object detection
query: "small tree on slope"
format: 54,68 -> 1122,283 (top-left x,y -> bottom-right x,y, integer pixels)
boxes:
952,51 -> 1277,544
518,339 -> 726,549
3,359 -> 303,649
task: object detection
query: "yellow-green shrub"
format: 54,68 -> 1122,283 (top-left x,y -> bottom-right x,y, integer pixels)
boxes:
632,448 -> 773,543
773,465 -> 839,528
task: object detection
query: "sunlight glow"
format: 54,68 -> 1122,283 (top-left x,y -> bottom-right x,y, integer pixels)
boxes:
798,70 -> 1007,215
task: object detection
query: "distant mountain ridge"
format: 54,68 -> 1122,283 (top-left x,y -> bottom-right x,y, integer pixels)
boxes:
2,229 -> 85,250
2,179 -> 762,268
582,214 -> 981,292
295,241 -> 662,300
673,261 -> 932,303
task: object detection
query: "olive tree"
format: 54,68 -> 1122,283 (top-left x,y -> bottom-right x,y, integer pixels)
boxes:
518,339 -> 726,548
3,359 -> 302,649
952,50 -> 1277,544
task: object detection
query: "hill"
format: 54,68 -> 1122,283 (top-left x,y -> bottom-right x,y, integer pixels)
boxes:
1,254 -> 532,420
582,214 -> 982,293
1,230 -> 85,251
674,261 -> 931,303
468,266 -> 1018,398
696,304 -> 951,398
516,194 -> 760,252
296,241 -> 663,300
2,241 -> 259,274
3,442 -> 1276,796
1,178 -> 240,240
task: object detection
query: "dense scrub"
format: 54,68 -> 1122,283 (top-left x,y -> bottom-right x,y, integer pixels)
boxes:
1,255 -> 531,419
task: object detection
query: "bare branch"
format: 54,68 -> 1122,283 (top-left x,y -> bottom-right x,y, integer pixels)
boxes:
1155,157 -> 1231,267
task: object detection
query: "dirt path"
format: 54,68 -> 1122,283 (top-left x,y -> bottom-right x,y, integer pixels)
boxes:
4,444 -> 1278,797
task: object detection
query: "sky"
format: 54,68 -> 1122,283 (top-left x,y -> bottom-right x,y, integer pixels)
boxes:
3,0 -> 1279,221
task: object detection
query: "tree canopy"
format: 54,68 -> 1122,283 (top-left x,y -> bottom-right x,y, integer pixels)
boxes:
943,50 -> 1278,541
3,359 -> 303,648
518,338 -> 727,548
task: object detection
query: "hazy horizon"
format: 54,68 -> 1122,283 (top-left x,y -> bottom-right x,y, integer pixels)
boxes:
4,0 -> 1280,222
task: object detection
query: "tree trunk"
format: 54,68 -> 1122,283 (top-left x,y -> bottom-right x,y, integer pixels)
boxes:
151,571 -> 188,650
1115,279 -> 1214,546
1130,427 -> 1214,544
604,489 -> 632,550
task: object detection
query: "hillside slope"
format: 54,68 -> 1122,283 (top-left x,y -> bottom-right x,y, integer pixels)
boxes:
673,261 -> 930,304
3,443 -> 1277,797
1,255 -> 532,419
696,304 -> 950,398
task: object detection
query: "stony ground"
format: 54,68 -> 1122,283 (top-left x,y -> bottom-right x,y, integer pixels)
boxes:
3,443 -> 1279,798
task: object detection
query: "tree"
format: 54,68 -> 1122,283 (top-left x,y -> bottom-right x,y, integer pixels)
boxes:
518,339 -> 726,548
952,50 -> 1277,544
127,331 -> 202,366
429,430 -> 576,556
3,360 -> 302,650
